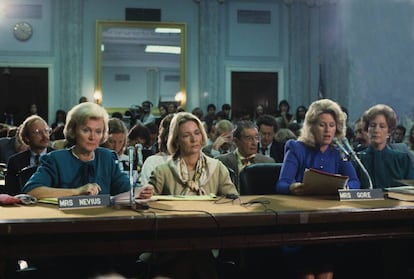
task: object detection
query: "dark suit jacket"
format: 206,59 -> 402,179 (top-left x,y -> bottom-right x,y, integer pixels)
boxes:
0,137 -> 17,164
4,147 -> 54,195
257,140 -> 285,163
217,151 -> 274,192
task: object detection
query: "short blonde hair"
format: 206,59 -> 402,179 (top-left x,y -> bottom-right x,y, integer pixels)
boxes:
101,117 -> 128,152
64,102 -> 109,146
167,112 -> 208,157
298,99 -> 346,147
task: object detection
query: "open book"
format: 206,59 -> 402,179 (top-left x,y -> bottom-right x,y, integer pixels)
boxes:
303,168 -> 349,195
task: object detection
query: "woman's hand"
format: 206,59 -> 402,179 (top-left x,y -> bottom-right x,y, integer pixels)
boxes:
289,182 -> 307,195
78,183 -> 101,196
138,185 -> 154,199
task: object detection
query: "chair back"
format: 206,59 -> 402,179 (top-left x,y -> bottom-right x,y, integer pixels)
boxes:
17,166 -> 38,188
239,163 -> 282,195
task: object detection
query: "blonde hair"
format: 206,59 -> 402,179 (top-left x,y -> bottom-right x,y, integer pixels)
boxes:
64,102 -> 109,146
167,112 -> 208,157
298,99 -> 346,147
101,117 -> 128,154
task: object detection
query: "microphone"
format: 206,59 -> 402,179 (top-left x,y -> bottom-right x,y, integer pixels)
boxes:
333,137 -> 350,159
135,143 -> 143,173
127,146 -> 136,206
342,137 -> 374,190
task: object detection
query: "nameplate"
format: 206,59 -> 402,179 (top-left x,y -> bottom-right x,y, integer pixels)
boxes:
338,189 -> 384,201
58,194 -> 111,210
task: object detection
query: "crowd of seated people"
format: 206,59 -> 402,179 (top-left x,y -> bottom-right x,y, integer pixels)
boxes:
2,97 -> 414,278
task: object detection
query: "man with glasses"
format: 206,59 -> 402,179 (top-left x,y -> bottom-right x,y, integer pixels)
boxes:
4,115 -> 53,195
256,114 -> 285,163
217,120 -> 274,191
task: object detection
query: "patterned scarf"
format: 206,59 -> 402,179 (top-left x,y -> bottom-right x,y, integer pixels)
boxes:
169,152 -> 210,195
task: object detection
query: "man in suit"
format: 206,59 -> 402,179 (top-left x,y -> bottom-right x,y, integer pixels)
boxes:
0,126 -> 28,165
202,119 -> 236,158
217,120 -> 274,192
256,114 -> 285,163
4,115 -> 53,195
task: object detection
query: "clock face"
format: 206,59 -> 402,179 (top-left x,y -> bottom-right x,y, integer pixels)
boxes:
13,22 -> 33,41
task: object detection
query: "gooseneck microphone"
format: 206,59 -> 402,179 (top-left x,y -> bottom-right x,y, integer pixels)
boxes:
342,137 -> 374,189
333,137 -> 350,159
127,146 -> 136,206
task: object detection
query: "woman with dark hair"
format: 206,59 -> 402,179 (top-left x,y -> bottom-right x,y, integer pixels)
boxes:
293,105 -> 307,127
275,99 -> 294,128
357,104 -> 414,189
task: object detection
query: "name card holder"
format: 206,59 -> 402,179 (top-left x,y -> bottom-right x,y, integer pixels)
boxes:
58,194 -> 111,210
338,188 -> 384,201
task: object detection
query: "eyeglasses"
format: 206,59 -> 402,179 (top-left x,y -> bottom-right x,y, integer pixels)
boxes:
241,135 -> 260,142
32,128 -> 52,136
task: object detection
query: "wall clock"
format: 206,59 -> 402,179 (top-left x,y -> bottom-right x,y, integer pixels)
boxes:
13,22 -> 33,41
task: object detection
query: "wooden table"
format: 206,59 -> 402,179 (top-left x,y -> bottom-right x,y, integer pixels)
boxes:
2,195 -> 414,277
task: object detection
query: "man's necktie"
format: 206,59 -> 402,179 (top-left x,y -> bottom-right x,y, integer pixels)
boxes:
34,154 -> 40,166
241,156 -> 255,167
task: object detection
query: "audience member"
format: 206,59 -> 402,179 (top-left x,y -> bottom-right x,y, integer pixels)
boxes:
275,128 -> 297,145
139,101 -> 156,125
217,120 -> 274,191
392,124 -> 406,143
341,105 -> 355,145
221,103 -> 232,120
204,103 -> 217,133
141,114 -> 174,185
215,110 -> 229,122
191,107 -> 204,120
256,114 -> 285,163
143,112 -> 237,279
275,99 -> 293,128
167,102 -> 178,114
253,104 -> 265,124
4,115 -> 53,195
78,96 -> 88,103
111,111 -> 123,120
101,118 -> 129,171
293,105 -> 307,127
145,122 -> 159,155
0,126 -> 28,164
22,102 -> 154,199
202,119 -> 236,158
155,104 -> 168,127
127,123 -> 152,165
51,109 -> 66,130
409,124 -> 414,152
276,98 -> 360,279
356,104 -> 414,189
353,117 -> 369,152
50,125 -> 65,141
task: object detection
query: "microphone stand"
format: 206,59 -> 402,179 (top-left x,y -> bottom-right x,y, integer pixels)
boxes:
127,146 -> 136,208
334,138 -> 384,200
342,138 -> 374,189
